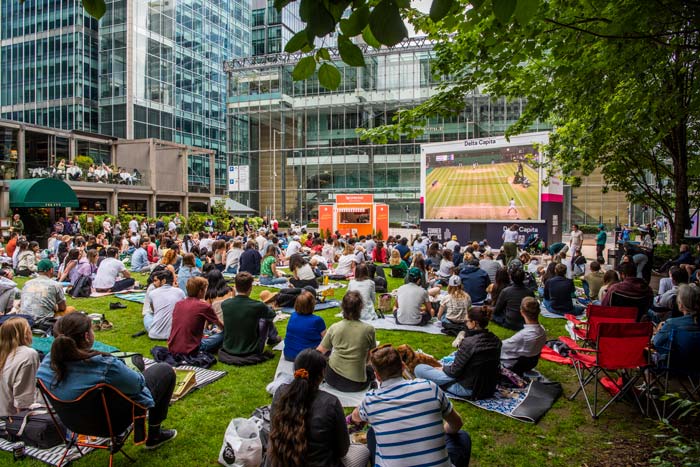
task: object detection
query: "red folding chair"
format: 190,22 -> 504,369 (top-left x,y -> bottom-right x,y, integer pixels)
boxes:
569,322 -> 653,419
562,305 -> 638,349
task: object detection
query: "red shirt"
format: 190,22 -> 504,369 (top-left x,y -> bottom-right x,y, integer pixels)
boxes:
6,237 -> 17,257
372,247 -> 387,263
147,244 -> 158,263
168,298 -> 221,355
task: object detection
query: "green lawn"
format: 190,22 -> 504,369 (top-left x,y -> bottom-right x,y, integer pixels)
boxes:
2,274 -> 658,466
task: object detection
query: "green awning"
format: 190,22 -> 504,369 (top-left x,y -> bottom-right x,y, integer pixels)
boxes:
8,178 -> 79,208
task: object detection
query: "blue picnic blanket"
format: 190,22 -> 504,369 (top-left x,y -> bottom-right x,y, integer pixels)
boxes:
32,336 -> 119,355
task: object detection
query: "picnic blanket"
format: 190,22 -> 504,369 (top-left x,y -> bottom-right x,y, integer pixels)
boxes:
0,431 -> 99,466
115,291 -> 148,304
32,337 -> 118,355
88,288 -> 138,298
267,356 -> 367,407
143,358 -> 227,399
280,300 -> 341,314
334,314 -> 445,335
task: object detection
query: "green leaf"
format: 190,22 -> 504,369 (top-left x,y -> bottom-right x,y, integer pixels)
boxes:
309,5 -> 336,37
292,56 -> 317,81
82,0 -> 106,19
429,0 -> 454,22
318,63 -> 342,90
470,0 -> 484,7
338,37 -> 366,66
492,0 -> 516,23
395,0 -> 410,7
340,5 -> 370,36
514,0 -> 538,24
273,0 -> 293,11
369,0 -> 408,46
362,26 -> 381,48
285,30 -> 309,53
317,47 -> 332,61
299,0 -> 312,21
327,0 -> 351,21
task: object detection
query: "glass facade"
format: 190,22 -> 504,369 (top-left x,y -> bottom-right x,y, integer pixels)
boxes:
251,0 -> 302,57
226,39 -> 550,222
0,0 -> 99,132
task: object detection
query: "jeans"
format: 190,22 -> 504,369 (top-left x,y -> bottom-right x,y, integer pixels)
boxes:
256,319 -> 280,354
200,332 -> 224,353
224,265 -> 238,274
633,253 -> 648,278
414,363 -> 473,398
143,314 -> 153,330
111,278 -> 135,292
259,276 -> 288,286
143,363 -> 176,426
543,299 -> 585,316
367,427 -> 471,467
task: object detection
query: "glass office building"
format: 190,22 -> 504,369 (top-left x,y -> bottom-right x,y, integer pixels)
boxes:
251,0 -> 303,56
0,0 -> 99,132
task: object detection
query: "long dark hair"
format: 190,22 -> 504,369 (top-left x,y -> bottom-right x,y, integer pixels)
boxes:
288,253 -> 306,272
268,349 -> 327,467
205,269 -> 230,300
49,313 -> 106,384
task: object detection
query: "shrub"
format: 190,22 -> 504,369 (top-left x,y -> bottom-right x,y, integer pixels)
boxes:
74,155 -> 94,171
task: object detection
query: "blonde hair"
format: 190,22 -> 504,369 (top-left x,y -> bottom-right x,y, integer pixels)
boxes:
389,249 -> 401,266
161,249 -> 177,265
447,284 -> 467,299
0,318 -> 31,374
343,244 -> 354,256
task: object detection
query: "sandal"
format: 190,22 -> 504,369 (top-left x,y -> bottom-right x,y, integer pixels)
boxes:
100,318 -> 113,331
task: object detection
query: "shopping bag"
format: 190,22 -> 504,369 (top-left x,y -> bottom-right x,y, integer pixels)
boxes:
218,417 -> 263,467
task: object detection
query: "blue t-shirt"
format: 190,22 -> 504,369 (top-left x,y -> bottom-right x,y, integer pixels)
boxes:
284,312 -> 326,361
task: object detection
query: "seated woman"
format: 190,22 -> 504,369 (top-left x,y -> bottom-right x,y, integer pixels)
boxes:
435,249 -> 455,284
283,291 -> 326,361
37,313 -> 178,448
334,244 -> 358,278
16,240 -> 38,277
388,249 -> 408,278
414,308 -> 502,399
317,291 -> 376,392
159,249 -> 179,285
653,284 -> 700,363
260,245 -> 289,286
347,263 -> 377,321
205,269 -> 234,323
289,254 -> 319,289
371,241 -> 387,264
57,248 -> 81,283
224,240 -> 243,274
0,317 -> 40,416
437,275 -> 471,325
177,253 -> 201,294
267,349 -> 369,467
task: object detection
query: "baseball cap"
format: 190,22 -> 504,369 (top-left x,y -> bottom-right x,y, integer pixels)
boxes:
448,275 -> 461,287
598,224 -> 605,229
508,259 -> 523,271
293,235 -> 300,241
37,259 -> 55,272
407,267 -> 422,282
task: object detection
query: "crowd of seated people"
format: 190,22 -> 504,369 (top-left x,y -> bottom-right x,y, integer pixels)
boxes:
27,159 -> 142,185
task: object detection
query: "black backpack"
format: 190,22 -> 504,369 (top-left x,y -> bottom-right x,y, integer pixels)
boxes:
70,275 -> 92,298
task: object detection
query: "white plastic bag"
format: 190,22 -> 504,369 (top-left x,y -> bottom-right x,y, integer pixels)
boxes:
218,418 -> 263,467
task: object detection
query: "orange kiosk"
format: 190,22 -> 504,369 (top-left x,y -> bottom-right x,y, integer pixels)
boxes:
318,194 -> 389,238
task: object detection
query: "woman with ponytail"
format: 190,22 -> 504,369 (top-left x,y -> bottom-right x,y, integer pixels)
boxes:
36,313 -> 179,449
0,317 -> 40,416
267,349 -> 369,467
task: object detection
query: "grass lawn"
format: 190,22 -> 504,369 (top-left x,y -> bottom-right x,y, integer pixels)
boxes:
2,274 -> 659,466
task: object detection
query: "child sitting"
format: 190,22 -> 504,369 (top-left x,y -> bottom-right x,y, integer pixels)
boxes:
500,297 -> 547,372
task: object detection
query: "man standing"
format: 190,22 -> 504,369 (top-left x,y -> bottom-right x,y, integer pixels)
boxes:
502,224 -> 519,266
351,344 -> 471,467
144,270 -> 186,340
129,216 -> 139,236
569,224 -> 583,256
507,198 -> 518,216
168,218 -> 178,237
20,260 -> 76,324
10,213 -> 24,235
595,224 -> 607,261
93,247 -> 135,292
220,272 -> 280,357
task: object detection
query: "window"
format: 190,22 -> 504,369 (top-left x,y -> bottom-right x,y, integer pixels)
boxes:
339,208 -> 371,224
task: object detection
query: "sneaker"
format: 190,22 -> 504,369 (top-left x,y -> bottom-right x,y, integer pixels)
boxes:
110,302 -> 127,310
145,429 -> 177,450
267,336 -> 282,346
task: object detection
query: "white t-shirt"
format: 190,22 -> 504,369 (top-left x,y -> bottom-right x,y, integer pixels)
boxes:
503,229 -> 519,243
129,219 -> 138,233
395,282 -> 429,325
147,285 -> 186,340
286,240 -> 302,257
335,254 -> 357,276
199,237 -> 214,252
93,257 -> 126,289
295,263 -> 316,280
570,230 -> 583,248
168,221 -> 177,232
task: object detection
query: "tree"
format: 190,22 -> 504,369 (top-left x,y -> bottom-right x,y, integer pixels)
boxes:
273,0 -> 699,244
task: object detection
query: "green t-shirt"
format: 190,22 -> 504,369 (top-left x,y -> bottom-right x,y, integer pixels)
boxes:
320,319 -> 376,383
221,295 -> 276,355
261,256 -> 276,276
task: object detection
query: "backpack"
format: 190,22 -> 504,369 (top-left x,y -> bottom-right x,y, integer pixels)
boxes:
3,408 -> 66,449
70,275 -> 93,298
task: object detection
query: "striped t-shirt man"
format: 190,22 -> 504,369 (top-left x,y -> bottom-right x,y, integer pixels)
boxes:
358,377 -> 453,467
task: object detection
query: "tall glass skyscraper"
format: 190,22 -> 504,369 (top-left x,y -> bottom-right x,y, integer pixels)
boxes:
0,0 -> 99,132
251,0 -> 302,56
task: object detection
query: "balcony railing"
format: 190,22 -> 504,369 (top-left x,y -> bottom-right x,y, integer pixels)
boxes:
25,164 -> 149,186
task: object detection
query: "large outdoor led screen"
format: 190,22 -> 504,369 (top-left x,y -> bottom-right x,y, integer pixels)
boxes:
422,135 -> 546,221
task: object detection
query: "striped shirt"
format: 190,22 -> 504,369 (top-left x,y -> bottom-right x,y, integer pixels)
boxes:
359,377 -> 452,467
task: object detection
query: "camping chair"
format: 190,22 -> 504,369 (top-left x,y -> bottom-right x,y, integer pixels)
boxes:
610,291 -> 650,322
37,380 -> 147,467
644,327 -> 700,420
568,322 -> 652,419
563,305 -> 638,348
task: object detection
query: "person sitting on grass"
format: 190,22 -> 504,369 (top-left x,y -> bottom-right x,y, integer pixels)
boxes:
347,263 -> 377,321
283,291 -> 326,362
597,269 -> 620,303
37,313 -> 178,449
415,307 -> 501,400
288,253 -> 318,289
93,246 -> 135,292
334,244 -> 358,278
177,253 -> 201,294
458,258 -> 491,305
20,259 -> 76,325
238,240 -> 262,276
437,275 -> 472,326
388,249 -> 408,278
168,277 -> 224,355
131,238 -> 152,273
220,272 -> 281,358
317,291 -> 376,392
543,263 -> 584,316
144,269 -> 186,340
500,297 -> 547,371
351,344 -> 471,467
583,260 -> 605,301
394,267 -> 433,326
268,349 -> 370,467
491,267 -> 535,330
0,317 -> 40,417
260,244 -> 288,286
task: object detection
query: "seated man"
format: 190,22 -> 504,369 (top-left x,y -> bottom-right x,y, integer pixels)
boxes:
491,268 -> 535,330
655,243 -> 693,274
168,277 -> 224,355
394,267 -> 432,326
220,272 -> 280,357
144,270 -> 186,340
20,259 -> 76,324
650,267 -> 688,319
653,284 -> 700,363
350,344 -> 471,467
458,258 -> 491,305
583,260 -> 605,300
238,240 -> 262,276
500,297 -> 547,371
131,238 -> 152,273
93,247 -> 135,292
544,263 -> 584,316
602,261 -> 654,317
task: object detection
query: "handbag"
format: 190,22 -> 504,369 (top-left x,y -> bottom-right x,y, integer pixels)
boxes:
218,417 -> 263,467
70,275 -> 92,298
3,408 -> 66,449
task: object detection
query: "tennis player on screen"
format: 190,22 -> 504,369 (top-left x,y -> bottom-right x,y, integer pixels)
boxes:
507,198 -> 518,216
